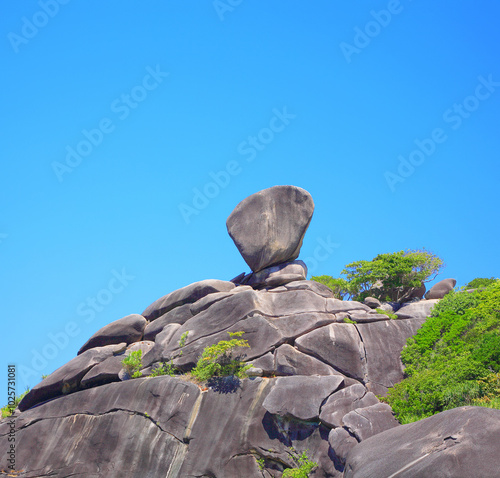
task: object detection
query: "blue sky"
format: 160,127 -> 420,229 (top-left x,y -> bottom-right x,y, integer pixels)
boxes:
1,1 -> 499,399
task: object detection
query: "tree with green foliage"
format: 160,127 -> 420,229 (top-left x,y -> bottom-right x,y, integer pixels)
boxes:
464,277 -> 498,290
383,281 -> 500,423
191,331 -> 251,381
313,249 -> 443,302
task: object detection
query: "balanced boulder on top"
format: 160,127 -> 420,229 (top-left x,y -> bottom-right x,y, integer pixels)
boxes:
226,185 -> 314,272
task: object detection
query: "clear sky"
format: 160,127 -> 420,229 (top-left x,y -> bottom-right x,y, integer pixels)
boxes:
1,1 -> 499,399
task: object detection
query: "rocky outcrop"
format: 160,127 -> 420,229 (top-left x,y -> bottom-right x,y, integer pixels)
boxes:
226,185 -> 314,272
78,314 -> 147,354
424,277 -> 457,299
343,406 -> 500,478
4,186 -> 495,477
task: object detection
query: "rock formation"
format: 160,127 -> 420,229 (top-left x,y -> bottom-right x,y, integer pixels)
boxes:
2,186 -> 499,477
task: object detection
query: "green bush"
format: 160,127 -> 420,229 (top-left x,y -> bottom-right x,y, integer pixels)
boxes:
190,331 -> 251,381
384,282 -> 500,422
1,389 -> 29,418
464,277 -> 498,290
121,350 -> 143,378
150,361 -> 176,377
282,450 -> 317,478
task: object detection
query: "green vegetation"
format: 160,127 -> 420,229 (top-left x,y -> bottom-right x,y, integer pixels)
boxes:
150,361 -> 176,377
1,389 -> 29,418
282,449 -> 317,477
464,277 -> 498,290
384,281 -> 500,423
343,316 -> 356,324
121,350 -> 143,378
375,308 -> 398,320
178,331 -> 189,348
312,249 -> 443,302
191,331 -> 251,381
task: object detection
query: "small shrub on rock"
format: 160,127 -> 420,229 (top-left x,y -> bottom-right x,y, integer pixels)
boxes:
191,331 -> 251,381
121,350 -> 143,378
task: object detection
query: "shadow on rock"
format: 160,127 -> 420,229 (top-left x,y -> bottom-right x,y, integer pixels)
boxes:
207,375 -> 242,394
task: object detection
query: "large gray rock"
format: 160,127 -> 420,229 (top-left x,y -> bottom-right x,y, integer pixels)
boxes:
242,260 -> 307,289
143,303 -> 193,340
262,375 -> 344,421
425,278 -> 456,299
19,343 -> 126,411
396,299 -> 440,319
356,318 -> 426,396
344,406 -> 500,478
142,279 -> 235,321
341,402 -> 399,441
320,384 -> 379,428
78,314 -> 147,354
274,344 -> 339,376
295,324 -> 366,381
226,185 -> 314,272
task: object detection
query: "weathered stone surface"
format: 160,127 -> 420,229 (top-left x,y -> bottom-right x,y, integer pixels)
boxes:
407,281 -> 426,300
270,311 -> 338,340
341,402 -> 399,441
295,324 -> 366,381
320,384 -> 379,428
328,427 -> 359,464
243,260 -> 307,289
347,311 -> 389,323
80,354 -> 124,388
326,298 -> 371,314
363,297 -> 381,309
189,291 -> 234,315
19,343 -> 126,411
2,377 -> 201,477
143,303 -> 193,340
142,279 -> 235,321
344,407 -> 500,478
284,279 -> 335,298
396,299 -> 439,319
357,319 -> 425,396
274,344 -> 339,376
78,314 -> 147,354
251,352 -> 275,374
425,278 -> 457,299
262,375 -> 344,421
226,185 -> 314,272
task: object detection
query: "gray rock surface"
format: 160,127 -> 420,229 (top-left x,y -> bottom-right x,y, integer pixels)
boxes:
320,384 -> 379,428
78,314 -> 147,355
274,344 -> 339,376
341,402 -> 400,441
424,278 -> 457,299
226,185 -> 314,272
344,406 -> 500,478
396,299 -> 439,319
142,279 -> 235,320
262,375 -> 344,421
363,297 -> 381,309
19,343 -> 126,411
241,260 -> 307,289
143,303 -> 193,340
